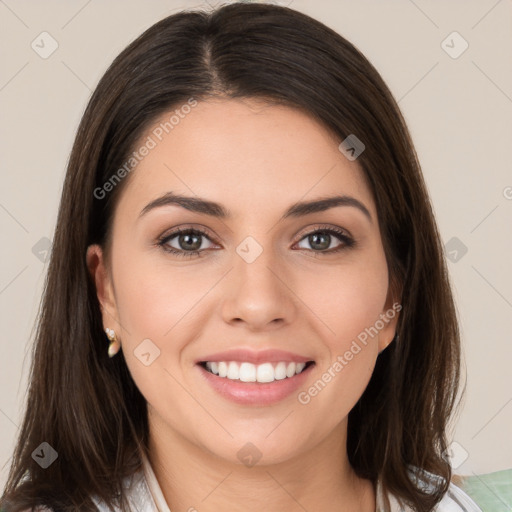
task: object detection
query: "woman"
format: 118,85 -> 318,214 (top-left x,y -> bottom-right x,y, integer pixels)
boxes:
1,3 -> 483,511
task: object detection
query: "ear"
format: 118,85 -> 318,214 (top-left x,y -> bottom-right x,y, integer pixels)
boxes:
86,244 -> 120,334
377,279 -> 402,353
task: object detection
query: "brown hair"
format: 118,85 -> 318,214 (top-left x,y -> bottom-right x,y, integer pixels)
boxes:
1,3 -> 463,511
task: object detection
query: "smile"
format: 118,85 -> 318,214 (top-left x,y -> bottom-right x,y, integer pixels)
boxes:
201,360 -> 313,383
197,360 -> 316,406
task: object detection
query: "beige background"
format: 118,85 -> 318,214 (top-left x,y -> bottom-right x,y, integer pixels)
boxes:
1,0 -> 511,489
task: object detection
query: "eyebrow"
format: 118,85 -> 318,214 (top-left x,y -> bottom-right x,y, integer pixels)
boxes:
139,192 -> 372,223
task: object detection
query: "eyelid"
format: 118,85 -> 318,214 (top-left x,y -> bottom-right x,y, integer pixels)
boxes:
157,224 -> 216,241
294,223 -> 354,241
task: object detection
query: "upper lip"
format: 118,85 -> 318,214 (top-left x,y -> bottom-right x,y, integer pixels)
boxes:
196,349 -> 314,365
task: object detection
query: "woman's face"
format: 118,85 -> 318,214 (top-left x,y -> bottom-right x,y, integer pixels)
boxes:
88,98 -> 398,466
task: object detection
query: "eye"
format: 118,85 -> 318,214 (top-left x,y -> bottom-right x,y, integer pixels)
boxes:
294,226 -> 355,256
156,225 -> 355,259
157,227 -> 217,258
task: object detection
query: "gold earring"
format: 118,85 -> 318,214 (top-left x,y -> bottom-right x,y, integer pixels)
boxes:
105,328 -> 121,357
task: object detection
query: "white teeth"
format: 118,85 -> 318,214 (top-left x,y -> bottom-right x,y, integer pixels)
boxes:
203,361 -> 308,383
274,362 -> 287,380
227,361 -> 239,380
257,363 -> 274,383
218,361 -> 227,377
240,362 -> 257,382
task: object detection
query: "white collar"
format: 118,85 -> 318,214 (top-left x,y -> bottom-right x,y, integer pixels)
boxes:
140,451 -> 172,512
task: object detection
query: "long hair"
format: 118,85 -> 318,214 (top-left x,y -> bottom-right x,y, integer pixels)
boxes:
1,4 -> 463,511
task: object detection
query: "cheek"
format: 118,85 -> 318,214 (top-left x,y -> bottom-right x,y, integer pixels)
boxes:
299,255 -> 389,348
110,250 -> 204,412
296,262 -> 388,418
111,243 -> 205,338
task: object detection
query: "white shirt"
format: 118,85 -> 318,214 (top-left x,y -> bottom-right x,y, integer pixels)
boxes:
90,452 -> 483,511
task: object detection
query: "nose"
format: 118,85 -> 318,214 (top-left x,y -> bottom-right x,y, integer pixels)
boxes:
220,245 -> 297,332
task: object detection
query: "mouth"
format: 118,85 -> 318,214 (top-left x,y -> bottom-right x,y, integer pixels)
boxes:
196,359 -> 315,406
198,360 -> 315,383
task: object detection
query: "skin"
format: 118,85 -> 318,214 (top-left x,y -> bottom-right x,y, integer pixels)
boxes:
87,98 -> 399,512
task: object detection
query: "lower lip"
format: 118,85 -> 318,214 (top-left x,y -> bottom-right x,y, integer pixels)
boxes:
196,363 -> 315,406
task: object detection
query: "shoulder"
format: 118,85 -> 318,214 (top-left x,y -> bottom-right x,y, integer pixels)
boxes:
410,466 -> 483,512
377,466 -> 483,511
436,480 -> 484,511
91,466 -> 157,511
16,470 -> 153,512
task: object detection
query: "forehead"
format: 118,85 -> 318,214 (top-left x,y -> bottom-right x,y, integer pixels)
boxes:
115,98 -> 375,222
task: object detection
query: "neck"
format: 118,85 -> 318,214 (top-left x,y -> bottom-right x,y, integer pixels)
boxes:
146,412 -> 375,512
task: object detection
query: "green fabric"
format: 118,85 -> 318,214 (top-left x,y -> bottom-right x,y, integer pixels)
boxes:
459,468 -> 512,511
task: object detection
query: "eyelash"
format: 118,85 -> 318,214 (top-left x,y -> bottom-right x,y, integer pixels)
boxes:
156,225 -> 356,259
